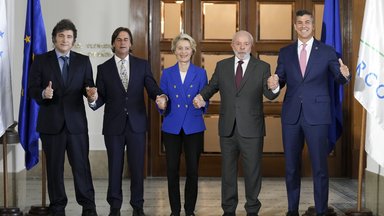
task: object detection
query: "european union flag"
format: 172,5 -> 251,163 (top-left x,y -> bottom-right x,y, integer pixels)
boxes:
18,0 -> 47,170
321,0 -> 343,153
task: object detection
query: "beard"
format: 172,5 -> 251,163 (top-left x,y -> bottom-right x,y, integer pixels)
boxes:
234,51 -> 250,60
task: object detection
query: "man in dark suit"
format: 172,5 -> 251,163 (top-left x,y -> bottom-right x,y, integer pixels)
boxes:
28,19 -> 98,216
272,10 -> 350,216
193,30 -> 279,216
88,27 -> 166,216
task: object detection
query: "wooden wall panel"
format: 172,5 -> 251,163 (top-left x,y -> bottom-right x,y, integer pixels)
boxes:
146,0 -> 361,178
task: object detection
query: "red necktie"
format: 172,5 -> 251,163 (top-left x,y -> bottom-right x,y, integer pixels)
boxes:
235,60 -> 244,90
299,43 -> 307,77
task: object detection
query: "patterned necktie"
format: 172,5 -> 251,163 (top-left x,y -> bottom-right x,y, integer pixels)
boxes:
235,60 -> 244,90
120,59 -> 129,91
60,56 -> 69,86
299,43 -> 307,77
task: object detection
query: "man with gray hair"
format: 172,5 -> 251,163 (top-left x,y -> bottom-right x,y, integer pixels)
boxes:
194,30 -> 279,216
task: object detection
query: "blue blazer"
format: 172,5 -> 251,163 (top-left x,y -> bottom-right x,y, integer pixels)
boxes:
160,63 -> 208,135
275,39 -> 349,125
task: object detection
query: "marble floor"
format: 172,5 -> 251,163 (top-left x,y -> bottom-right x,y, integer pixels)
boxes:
23,177 -> 358,216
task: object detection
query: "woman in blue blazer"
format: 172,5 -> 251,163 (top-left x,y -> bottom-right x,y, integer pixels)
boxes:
159,33 -> 208,216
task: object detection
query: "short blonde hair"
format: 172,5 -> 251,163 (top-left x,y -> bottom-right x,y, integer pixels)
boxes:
171,33 -> 197,53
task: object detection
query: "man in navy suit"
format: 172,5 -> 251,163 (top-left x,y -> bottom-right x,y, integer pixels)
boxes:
88,27 -> 166,216
272,10 -> 351,216
28,19 -> 98,216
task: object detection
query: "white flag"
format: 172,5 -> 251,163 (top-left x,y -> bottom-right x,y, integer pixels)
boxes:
354,0 -> 384,167
0,0 -> 14,137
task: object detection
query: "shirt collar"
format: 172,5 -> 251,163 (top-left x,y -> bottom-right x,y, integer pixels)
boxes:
298,37 -> 314,48
114,55 -> 129,64
235,55 -> 250,64
55,49 -> 70,59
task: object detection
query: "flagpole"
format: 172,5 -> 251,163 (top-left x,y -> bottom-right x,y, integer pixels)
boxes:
357,109 -> 366,211
345,109 -> 372,216
2,135 -> 8,209
25,150 -> 50,216
0,128 -> 23,216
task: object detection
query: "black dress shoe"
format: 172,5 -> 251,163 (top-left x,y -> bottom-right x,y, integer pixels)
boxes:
52,212 -> 66,216
109,208 -> 121,216
286,211 -> 299,216
247,213 -> 258,216
223,213 -> 236,216
170,213 -> 180,216
132,208 -> 146,216
82,208 -> 98,216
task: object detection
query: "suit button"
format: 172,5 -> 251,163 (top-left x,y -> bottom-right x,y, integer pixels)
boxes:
187,94 -> 191,98
177,104 -> 180,108
124,108 -> 127,111
173,85 -> 177,89
176,94 -> 179,98
190,84 -> 193,88
185,105 -> 188,108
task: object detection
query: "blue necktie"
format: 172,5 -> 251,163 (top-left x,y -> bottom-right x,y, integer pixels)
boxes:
60,56 -> 69,86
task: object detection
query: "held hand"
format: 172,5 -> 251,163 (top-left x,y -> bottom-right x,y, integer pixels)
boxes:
86,87 -> 98,103
339,58 -> 350,78
43,81 -> 54,99
156,95 -> 167,110
267,74 -> 279,90
193,94 -> 206,109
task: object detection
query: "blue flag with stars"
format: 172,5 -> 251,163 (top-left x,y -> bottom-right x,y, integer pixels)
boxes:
321,0 -> 343,154
18,0 -> 47,170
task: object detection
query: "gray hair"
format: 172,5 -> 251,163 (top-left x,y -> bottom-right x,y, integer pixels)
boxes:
232,30 -> 254,45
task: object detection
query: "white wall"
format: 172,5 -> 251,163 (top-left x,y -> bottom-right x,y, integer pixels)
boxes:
11,0 -> 131,152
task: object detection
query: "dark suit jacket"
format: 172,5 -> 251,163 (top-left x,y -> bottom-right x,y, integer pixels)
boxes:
199,56 -> 278,138
28,50 -> 94,134
275,39 -> 349,125
93,55 -> 163,135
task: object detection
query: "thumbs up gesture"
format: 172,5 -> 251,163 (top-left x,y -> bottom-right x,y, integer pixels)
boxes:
43,81 -> 54,99
339,58 -> 350,78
